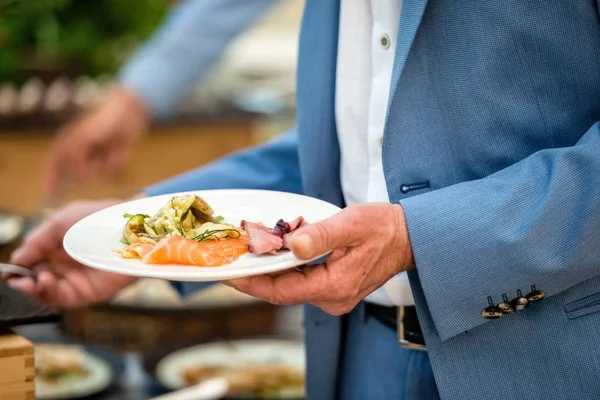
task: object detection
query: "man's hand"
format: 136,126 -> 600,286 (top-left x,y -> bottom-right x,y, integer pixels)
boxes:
43,86 -> 149,197
225,203 -> 415,316
8,200 -> 138,308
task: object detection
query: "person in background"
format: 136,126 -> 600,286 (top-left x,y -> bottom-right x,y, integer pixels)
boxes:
43,0 -> 280,197
12,1 -> 600,400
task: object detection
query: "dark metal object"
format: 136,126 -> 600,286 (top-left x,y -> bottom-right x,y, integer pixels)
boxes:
0,263 -> 37,278
0,281 -> 61,328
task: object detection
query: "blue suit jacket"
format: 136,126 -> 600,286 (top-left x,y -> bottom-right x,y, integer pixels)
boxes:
145,1 -> 600,399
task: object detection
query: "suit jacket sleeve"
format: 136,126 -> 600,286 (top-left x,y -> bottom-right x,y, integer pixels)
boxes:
143,128 -> 301,296
400,121 -> 600,341
118,0 -> 278,118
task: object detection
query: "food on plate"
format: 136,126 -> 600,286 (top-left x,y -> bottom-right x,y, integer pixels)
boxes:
120,235 -> 249,266
242,216 -> 305,255
117,194 -> 306,266
120,194 -> 235,245
35,344 -> 89,383
117,194 -> 246,266
182,362 -> 305,398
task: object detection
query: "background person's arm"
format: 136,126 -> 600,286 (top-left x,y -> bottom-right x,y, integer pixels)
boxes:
119,0 -> 279,118
44,0 -> 279,195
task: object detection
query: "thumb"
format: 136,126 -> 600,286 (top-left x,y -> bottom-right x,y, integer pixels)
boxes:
285,214 -> 349,260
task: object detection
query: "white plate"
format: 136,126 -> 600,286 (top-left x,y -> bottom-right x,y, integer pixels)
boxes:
156,339 -> 305,398
64,189 -> 341,281
35,347 -> 112,400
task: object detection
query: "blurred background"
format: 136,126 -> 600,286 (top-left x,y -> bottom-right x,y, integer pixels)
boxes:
0,0 -> 301,212
0,1 -> 306,399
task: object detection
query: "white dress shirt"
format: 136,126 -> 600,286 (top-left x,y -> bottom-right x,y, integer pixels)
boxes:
336,0 -> 414,306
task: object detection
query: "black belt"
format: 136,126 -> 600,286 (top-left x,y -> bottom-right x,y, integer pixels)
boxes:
364,303 -> 426,348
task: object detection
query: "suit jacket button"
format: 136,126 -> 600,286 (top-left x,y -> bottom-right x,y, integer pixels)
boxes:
510,289 -> 530,310
526,285 -> 545,303
482,307 -> 503,319
498,294 -> 515,314
482,296 -> 503,319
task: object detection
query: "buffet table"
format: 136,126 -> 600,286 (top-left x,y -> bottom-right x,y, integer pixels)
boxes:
0,284 -> 303,400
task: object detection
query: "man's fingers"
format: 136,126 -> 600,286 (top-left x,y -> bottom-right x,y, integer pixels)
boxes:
286,233 -> 318,260
286,209 -> 361,260
225,265 -> 334,305
223,275 -> 275,297
311,300 -> 356,316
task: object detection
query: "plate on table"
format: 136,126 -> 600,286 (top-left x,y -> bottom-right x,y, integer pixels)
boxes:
63,189 -> 341,282
155,339 -> 305,399
34,343 -> 112,400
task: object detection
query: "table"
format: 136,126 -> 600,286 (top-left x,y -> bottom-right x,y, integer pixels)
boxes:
11,304 -> 303,400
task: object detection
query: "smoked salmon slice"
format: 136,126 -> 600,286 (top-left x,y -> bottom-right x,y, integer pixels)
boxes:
119,235 -> 249,267
119,243 -> 155,259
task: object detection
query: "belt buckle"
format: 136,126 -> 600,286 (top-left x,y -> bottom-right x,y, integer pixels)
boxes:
397,306 -> 426,351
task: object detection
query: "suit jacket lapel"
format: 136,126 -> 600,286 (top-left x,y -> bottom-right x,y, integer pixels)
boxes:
383,0 -> 429,200
296,0 -> 345,207
389,0 -> 429,107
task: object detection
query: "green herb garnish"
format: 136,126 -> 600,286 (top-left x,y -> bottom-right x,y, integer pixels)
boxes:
123,213 -> 150,219
192,229 -> 240,242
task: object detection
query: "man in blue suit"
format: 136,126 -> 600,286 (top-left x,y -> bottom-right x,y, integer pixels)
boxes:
11,0 -> 600,399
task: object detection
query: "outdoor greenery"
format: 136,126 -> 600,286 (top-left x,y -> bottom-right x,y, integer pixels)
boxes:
0,0 -> 170,83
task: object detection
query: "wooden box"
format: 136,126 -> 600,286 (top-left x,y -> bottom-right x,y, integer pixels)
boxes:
0,330 -> 35,400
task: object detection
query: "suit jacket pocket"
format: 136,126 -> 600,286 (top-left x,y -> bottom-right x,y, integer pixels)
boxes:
564,292 -> 600,320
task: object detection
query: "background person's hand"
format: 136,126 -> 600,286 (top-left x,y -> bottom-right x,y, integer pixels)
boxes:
43,85 -> 149,197
225,203 -> 415,316
8,199 -> 138,308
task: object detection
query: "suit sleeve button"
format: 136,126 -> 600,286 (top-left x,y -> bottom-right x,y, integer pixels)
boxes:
510,289 -> 530,310
497,294 -> 515,314
526,285 -> 545,303
482,296 -> 503,319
